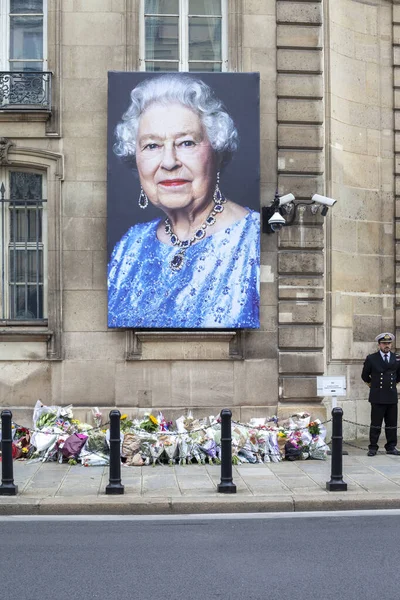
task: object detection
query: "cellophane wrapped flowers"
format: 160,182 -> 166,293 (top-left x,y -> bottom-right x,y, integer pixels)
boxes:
14,403 -> 328,466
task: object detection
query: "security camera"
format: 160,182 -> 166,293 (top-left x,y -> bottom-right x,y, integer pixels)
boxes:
279,193 -> 295,207
262,191 -> 294,233
311,194 -> 337,207
268,211 -> 286,232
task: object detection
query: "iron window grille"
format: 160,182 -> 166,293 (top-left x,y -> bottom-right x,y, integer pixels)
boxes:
0,172 -> 47,323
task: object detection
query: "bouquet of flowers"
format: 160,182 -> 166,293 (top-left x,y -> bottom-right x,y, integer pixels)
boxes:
14,426 -> 30,442
70,419 -> 93,433
81,452 -> 109,467
290,412 -> 311,430
284,430 -> 304,461
139,414 -> 159,433
161,435 -> 178,465
309,435 -> 329,460
248,430 -> 262,462
92,407 -> 103,429
193,442 -> 207,464
182,411 -> 201,433
119,414 -> 134,433
149,440 -> 165,466
267,430 -> 281,463
256,430 -> 271,463
308,421 -> 321,437
238,450 -> 256,463
158,412 -> 173,432
177,435 -> 190,465
200,439 -> 220,464
86,430 -> 107,454
277,429 -> 287,457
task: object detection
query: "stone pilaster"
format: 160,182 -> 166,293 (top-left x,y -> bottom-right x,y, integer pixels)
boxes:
276,0 -> 325,404
394,1 -> 400,342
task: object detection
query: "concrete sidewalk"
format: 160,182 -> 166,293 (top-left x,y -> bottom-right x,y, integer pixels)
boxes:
2,443 -> 400,515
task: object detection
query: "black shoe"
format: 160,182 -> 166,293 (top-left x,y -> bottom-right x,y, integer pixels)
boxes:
386,448 -> 400,455
367,450 -> 377,456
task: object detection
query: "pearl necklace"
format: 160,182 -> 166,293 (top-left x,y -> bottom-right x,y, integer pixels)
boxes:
165,186 -> 226,271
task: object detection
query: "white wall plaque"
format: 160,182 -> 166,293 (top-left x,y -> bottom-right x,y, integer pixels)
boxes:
317,376 -> 347,397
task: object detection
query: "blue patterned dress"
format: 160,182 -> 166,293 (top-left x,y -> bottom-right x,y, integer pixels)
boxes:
108,210 -> 260,328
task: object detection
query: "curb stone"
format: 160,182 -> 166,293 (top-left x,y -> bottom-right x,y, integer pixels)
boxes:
1,493 -> 400,515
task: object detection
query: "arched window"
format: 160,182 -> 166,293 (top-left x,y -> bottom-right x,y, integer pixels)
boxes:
0,140 -> 62,359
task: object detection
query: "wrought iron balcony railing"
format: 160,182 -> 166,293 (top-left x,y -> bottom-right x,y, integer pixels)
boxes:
0,71 -> 52,111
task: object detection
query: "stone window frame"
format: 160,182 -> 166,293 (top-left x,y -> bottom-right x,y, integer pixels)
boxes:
0,0 -> 61,135
127,0 -> 243,72
122,0 -> 245,360
137,0 -> 229,72
0,138 -> 63,359
0,0 -> 48,71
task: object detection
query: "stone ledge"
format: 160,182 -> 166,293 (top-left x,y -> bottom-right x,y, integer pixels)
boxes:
126,331 -> 240,361
0,329 -> 54,360
0,328 -> 52,342
0,110 -> 51,123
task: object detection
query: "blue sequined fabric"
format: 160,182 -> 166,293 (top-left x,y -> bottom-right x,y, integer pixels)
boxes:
108,211 -> 260,328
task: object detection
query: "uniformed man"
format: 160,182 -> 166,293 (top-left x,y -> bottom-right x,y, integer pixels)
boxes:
361,332 -> 400,456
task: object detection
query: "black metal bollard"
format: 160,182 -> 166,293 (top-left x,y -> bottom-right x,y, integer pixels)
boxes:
0,410 -> 18,496
326,407 -> 347,492
218,409 -> 237,494
106,410 -> 124,495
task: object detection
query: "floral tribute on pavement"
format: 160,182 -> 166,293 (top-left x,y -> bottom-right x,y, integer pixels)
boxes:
2,401 -> 329,466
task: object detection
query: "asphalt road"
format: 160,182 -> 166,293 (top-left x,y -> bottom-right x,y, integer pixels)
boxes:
1,512 -> 399,600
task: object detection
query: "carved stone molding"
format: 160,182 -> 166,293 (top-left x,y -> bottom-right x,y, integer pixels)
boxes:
0,138 -> 14,165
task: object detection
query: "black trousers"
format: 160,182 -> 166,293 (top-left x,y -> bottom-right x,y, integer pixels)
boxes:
369,403 -> 398,451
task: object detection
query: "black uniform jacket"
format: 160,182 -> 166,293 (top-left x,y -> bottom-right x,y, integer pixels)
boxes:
361,351 -> 400,404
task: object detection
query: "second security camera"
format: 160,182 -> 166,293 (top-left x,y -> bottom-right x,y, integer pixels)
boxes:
311,194 -> 337,207
279,193 -> 295,207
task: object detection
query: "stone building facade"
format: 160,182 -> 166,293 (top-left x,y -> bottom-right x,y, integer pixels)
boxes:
0,0 -> 398,436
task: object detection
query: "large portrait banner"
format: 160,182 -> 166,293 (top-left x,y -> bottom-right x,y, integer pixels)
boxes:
107,72 -> 260,329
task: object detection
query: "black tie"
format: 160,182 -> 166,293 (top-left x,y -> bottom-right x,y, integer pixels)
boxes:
385,354 -> 389,363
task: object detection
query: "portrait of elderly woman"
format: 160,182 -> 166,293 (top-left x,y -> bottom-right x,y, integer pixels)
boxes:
107,72 -> 260,329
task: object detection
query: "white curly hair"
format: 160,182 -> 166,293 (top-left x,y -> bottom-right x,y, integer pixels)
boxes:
113,74 -> 238,166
